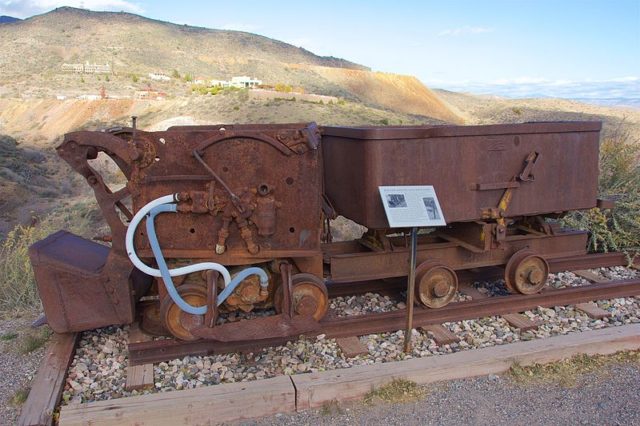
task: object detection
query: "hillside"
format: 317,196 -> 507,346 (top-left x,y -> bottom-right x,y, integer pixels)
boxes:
0,7 -> 459,123
434,89 -> 640,139
0,93 -> 447,237
0,16 -> 20,23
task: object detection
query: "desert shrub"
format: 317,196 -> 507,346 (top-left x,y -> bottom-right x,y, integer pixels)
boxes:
0,204 -> 96,312
561,127 -> 640,253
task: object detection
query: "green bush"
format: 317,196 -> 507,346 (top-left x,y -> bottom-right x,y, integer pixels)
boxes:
0,205 -> 96,312
561,128 -> 640,253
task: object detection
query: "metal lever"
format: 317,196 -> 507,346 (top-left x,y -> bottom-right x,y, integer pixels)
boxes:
192,150 -> 245,213
518,151 -> 540,182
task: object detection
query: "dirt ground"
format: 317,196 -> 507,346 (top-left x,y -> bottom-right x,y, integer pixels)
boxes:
1,311 -> 638,426
0,312 -> 47,425
248,363 -> 640,426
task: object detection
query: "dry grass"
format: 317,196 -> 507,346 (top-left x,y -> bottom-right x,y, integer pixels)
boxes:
0,202 -> 97,312
509,350 -> 640,388
561,126 -> 640,253
9,387 -> 30,406
363,379 -> 426,405
0,331 -> 18,341
15,327 -> 52,354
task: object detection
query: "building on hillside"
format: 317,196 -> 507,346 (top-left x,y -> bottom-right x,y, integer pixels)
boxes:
148,72 -> 171,81
230,76 -> 262,88
61,62 -> 111,74
134,88 -> 167,100
83,62 -> 111,74
210,79 -> 231,88
77,94 -> 101,100
210,76 -> 262,88
62,63 -> 84,73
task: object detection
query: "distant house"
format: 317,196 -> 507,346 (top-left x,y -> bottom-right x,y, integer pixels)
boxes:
210,79 -> 230,88
210,76 -> 262,88
56,95 -> 67,100
134,89 -> 167,100
148,72 -> 171,81
62,62 -> 111,74
77,94 -> 101,100
193,77 -> 207,85
61,63 -> 84,73
230,76 -> 262,88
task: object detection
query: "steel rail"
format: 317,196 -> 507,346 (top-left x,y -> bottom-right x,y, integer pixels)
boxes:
128,252 -> 638,365
326,251 -> 632,297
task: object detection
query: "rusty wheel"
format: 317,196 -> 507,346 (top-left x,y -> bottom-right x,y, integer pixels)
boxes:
274,273 -> 329,321
415,260 -> 458,308
505,249 -> 549,295
160,285 -> 207,341
139,301 -> 168,336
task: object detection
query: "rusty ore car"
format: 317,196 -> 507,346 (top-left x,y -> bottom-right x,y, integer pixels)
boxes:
29,121 -> 603,341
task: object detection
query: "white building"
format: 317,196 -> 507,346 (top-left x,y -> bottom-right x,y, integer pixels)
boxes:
210,79 -> 230,88
148,72 -> 171,81
230,76 -> 262,88
210,76 -> 262,88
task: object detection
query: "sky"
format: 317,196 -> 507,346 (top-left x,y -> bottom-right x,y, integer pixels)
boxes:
2,0 -> 639,104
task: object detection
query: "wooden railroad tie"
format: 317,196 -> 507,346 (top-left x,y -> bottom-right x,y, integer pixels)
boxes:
420,324 -> 460,345
336,336 -> 369,358
125,324 -> 155,391
575,302 -> 612,319
18,332 -> 79,426
573,269 -> 608,284
458,282 -> 489,300
502,313 -> 539,332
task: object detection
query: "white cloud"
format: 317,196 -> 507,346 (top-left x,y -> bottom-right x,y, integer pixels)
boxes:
424,76 -> 640,107
0,0 -> 143,18
438,26 -> 494,37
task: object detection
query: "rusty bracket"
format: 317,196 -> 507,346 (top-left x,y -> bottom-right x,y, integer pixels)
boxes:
481,151 -> 542,242
190,314 -> 319,341
518,151 -> 540,182
192,149 -> 245,213
204,270 -> 218,328
279,262 -> 294,319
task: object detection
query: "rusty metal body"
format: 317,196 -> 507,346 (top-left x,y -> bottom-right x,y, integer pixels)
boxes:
28,120 -> 604,344
322,122 -> 601,228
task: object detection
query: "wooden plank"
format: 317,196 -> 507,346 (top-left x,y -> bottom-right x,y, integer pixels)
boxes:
502,313 -> 539,332
294,323 -> 640,410
576,302 -> 612,319
60,374 -> 295,426
573,269 -> 607,283
18,332 -> 79,426
420,324 -> 460,345
336,336 -> 368,358
125,324 -> 154,391
458,282 -> 488,300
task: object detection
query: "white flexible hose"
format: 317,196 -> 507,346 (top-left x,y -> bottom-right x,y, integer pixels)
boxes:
125,194 -> 232,286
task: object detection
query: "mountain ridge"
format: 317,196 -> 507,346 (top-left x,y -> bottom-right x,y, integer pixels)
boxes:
0,15 -> 20,23
0,7 -> 460,123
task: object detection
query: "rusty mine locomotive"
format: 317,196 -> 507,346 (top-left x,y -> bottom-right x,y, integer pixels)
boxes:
29,121 -> 603,343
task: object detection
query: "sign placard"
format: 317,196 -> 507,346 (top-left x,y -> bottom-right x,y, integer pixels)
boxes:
379,185 -> 446,228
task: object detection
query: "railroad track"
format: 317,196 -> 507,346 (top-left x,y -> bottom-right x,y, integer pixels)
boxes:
128,252 -> 639,365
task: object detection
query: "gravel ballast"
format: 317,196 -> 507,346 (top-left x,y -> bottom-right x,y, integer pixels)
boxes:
61,266 -> 640,405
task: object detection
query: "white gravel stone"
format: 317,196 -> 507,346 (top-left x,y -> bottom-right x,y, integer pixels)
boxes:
60,267 -> 640,405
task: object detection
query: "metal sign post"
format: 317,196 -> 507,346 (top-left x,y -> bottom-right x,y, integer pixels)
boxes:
377,185 -> 447,354
403,227 -> 418,353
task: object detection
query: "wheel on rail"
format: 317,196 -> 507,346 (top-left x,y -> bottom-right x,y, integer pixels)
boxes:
415,260 -> 458,308
160,284 -> 207,341
274,273 -> 329,321
505,249 -> 549,295
139,301 -> 168,336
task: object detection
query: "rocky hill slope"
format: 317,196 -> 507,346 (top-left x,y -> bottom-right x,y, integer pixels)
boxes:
0,7 -> 460,123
